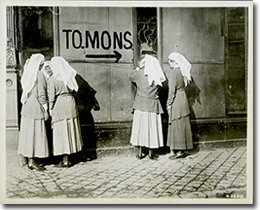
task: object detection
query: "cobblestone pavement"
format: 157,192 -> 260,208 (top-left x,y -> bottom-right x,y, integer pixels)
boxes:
5,146 -> 248,203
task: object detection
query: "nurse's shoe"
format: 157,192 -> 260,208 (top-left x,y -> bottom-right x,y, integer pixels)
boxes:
55,161 -> 72,168
148,153 -> 159,160
148,150 -> 159,160
28,159 -> 45,171
136,154 -> 147,159
176,151 -> 185,158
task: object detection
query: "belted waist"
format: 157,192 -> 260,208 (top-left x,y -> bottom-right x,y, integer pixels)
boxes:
137,92 -> 159,99
58,93 -> 73,97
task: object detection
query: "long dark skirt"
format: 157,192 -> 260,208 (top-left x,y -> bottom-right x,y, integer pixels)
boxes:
167,115 -> 193,150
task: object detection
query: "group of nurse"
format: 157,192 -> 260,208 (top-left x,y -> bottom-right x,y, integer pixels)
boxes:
17,46 -> 193,171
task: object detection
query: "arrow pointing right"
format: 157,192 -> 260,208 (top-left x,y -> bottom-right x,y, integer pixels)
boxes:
85,50 -> 122,63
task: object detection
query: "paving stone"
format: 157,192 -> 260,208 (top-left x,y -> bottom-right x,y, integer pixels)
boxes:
5,146 -> 247,201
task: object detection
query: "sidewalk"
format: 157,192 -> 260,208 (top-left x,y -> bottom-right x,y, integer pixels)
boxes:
5,146 -> 248,203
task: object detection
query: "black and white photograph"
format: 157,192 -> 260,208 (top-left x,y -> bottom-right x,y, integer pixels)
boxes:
1,0 -> 253,204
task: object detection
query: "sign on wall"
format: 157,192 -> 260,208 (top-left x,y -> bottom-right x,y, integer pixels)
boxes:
56,7 -> 134,122
59,7 -> 133,63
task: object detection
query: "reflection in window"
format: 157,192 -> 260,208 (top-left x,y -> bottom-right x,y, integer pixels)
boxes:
136,8 -> 157,57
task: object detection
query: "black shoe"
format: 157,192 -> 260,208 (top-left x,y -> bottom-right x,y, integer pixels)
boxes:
169,155 -> 177,160
148,153 -> 159,160
55,161 -> 72,168
136,154 -> 147,159
28,162 -> 45,171
176,152 -> 185,159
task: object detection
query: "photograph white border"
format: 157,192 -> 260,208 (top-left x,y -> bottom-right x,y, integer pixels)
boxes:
0,0 -> 254,205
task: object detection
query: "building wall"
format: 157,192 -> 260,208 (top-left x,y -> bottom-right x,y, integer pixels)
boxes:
162,8 -> 226,120
56,7 -> 233,123
53,7 -> 246,150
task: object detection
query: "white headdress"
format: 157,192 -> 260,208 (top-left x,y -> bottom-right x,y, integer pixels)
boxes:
168,52 -> 192,87
142,54 -> 166,87
50,56 -> 78,91
21,53 -> 45,104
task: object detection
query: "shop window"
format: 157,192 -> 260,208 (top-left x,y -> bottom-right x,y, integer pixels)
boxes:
135,8 -> 157,59
17,6 -> 54,73
19,7 -> 53,49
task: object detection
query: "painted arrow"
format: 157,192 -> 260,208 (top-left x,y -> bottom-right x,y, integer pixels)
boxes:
85,50 -> 122,63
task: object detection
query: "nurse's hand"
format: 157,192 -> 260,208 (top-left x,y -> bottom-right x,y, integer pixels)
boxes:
49,110 -> 53,117
44,110 -> 49,121
167,106 -> 171,115
43,104 -> 49,121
